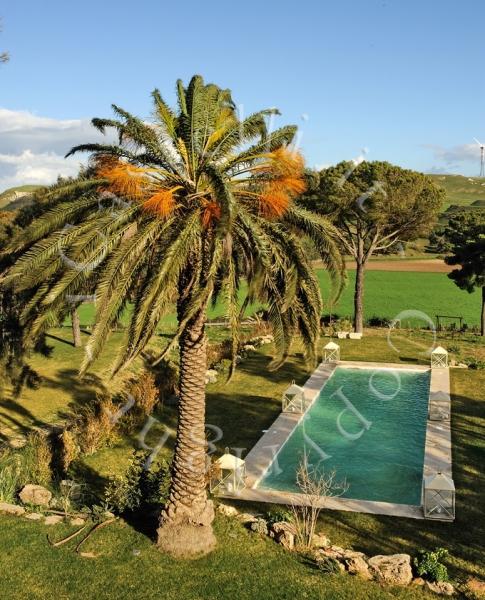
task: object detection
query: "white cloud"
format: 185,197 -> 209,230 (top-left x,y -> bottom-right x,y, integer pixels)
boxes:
0,107 -> 111,190
426,142 -> 482,165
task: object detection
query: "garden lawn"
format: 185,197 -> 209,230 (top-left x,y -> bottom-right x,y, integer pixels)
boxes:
0,514 -> 438,600
0,328 -> 483,597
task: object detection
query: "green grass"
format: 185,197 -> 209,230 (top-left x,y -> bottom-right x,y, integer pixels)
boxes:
0,328 -> 483,598
68,269 -> 483,330
0,515 -> 437,600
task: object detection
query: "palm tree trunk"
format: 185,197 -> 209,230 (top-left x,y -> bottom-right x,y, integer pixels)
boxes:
157,307 -> 216,557
71,307 -> 82,348
481,286 -> 484,337
353,260 -> 365,334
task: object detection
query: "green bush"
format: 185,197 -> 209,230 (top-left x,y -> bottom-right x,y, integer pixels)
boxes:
0,433 -> 53,502
103,450 -> 170,514
265,507 -> 293,526
414,547 -> 449,582
316,555 -> 342,575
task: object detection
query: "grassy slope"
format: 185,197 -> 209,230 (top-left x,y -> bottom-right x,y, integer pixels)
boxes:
428,174 -> 485,212
0,185 -> 40,210
0,329 -> 483,598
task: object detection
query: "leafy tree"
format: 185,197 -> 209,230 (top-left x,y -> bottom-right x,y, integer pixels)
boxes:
299,161 -> 443,332
444,210 -> 485,336
0,75 -> 344,556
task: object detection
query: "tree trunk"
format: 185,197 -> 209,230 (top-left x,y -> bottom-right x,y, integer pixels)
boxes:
71,307 -> 82,348
481,286 -> 485,337
353,260 -> 365,333
157,307 -> 216,558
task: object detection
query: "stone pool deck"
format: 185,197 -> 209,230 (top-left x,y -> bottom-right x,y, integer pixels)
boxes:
222,360 -> 452,520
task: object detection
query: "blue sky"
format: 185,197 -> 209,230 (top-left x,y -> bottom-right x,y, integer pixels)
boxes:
1,0 -> 484,188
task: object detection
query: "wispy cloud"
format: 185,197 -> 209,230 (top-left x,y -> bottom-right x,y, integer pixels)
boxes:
0,108 -> 109,190
427,142 -> 482,164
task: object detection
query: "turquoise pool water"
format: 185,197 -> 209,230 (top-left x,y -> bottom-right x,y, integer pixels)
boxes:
258,367 -> 430,505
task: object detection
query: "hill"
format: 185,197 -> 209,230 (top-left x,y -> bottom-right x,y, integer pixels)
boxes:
0,185 -> 40,211
428,174 -> 485,212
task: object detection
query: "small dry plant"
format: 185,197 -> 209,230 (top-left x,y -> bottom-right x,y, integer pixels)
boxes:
290,455 -> 348,549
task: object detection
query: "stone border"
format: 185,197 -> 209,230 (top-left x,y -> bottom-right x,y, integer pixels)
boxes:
225,360 -> 452,520
423,367 -> 452,479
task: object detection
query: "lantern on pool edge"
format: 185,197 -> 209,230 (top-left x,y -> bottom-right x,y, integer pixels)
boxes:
209,450 -> 246,495
423,472 -> 455,521
324,341 -> 340,362
282,381 -> 306,413
431,346 -> 448,368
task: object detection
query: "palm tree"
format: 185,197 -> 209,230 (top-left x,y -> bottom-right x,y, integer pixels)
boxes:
1,76 -> 344,557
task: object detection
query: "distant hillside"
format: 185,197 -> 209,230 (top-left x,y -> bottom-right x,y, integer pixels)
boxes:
0,185 -> 41,211
428,174 -> 485,212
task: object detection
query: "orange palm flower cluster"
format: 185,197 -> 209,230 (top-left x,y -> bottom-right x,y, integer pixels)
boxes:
256,147 -> 306,217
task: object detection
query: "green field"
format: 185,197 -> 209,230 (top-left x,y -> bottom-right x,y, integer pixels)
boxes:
70,270 -> 483,330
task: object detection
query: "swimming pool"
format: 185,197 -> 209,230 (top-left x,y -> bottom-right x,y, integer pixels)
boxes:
258,366 -> 431,505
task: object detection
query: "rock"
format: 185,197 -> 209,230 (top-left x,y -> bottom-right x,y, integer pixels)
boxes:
235,355 -> 243,364
311,533 -> 331,549
205,369 -> 218,384
237,512 -> 258,525
8,436 -> 27,449
79,552 -> 97,559
368,554 -> 413,586
25,512 -> 43,521
412,577 -> 426,586
457,363 -> 468,369
44,515 -> 64,525
426,581 -> 455,596
345,555 -> 371,579
217,503 -> 238,518
321,545 -> 346,558
19,484 -> 52,507
243,344 -> 257,352
270,521 -> 295,550
249,518 -> 268,535
70,517 -> 86,526
103,511 -> 115,520
0,502 -> 25,516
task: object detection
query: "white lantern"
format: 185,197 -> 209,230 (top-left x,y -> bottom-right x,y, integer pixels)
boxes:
423,472 -> 455,521
324,341 -> 340,362
431,346 -> 448,368
209,450 -> 246,496
282,381 -> 306,413
428,391 -> 450,421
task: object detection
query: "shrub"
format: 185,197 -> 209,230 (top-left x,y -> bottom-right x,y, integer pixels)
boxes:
316,555 -> 342,575
414,548 -> 449,582
68,395 -> 119,455
265,507 -> 293,526
103,450 -> 170,514
366,315 -> 392,328
0,449 -> 23,502
465,358 -> 485,370
23,431 -> 52,486
0,432 -> 53,502
126,372 -> 159,417
58,429 -> 80,473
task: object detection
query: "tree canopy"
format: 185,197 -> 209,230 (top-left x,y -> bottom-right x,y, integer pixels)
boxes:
444,209 -> 485,335
299,161 -> 444,331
